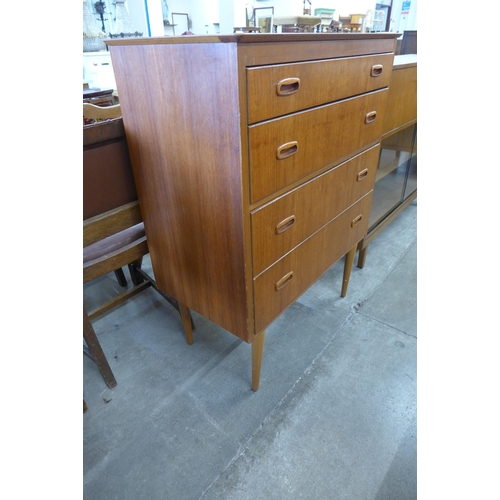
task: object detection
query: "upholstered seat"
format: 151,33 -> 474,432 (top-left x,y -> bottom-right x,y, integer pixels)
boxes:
83,222 -> 145,267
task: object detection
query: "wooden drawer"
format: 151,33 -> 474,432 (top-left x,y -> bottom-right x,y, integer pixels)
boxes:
251,144 -> 379,276
253,193 -> 373,332
247,53 -> 394,124
249,88 -> 388,203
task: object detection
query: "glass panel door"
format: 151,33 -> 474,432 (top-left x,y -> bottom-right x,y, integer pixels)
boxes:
403,127 -> 417,199
369,124 -> 416,228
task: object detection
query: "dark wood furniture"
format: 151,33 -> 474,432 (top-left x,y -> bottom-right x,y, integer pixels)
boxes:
83,117 -> 193,388
400,30 -> 417,55
106,32 -> 400,391
357,54 -> 417,268
396,30 -> 417,55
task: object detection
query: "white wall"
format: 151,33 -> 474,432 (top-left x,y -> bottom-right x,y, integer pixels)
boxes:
391,0 -> 417,32
124,0 -> 417,37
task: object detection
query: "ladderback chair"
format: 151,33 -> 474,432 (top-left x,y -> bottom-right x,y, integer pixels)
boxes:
83,102 -> 122,124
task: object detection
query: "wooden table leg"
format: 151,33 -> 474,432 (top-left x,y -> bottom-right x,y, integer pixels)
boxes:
341,244 -> 357,298
252,329 -> 266,392
178,302 -> 194,345
357,244 -> 368,269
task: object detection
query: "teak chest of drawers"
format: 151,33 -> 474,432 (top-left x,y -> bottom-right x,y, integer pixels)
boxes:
106,33 -> 399,390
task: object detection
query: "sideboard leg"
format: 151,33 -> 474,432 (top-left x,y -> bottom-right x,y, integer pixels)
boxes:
251,329 -> 266,392
178,302 -> 194,345
357,244 -> 368,269
341,244 -> 357,298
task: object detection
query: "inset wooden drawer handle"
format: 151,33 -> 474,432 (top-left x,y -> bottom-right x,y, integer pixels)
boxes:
371,64 -> 383,77
365,111 -> 377,124
276,141 -> 298,160
357,169 -> 369,181
275,215 -> 296,234
276,78 -> 300,96
351,214 -> 363,227
275,271 -> 294,291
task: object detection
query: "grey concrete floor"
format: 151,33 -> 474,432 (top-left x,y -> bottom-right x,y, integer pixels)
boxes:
83,201 -> 417,500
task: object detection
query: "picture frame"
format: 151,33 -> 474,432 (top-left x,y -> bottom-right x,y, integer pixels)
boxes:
254,7 -> 274,33
172,12 -> 189,35
256,14 -> 273,33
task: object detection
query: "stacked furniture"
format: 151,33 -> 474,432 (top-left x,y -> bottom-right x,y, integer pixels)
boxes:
272,15 -> 321,32
106,32 -> 400,390
339,14 -> 365,32
314,8 -> 336,32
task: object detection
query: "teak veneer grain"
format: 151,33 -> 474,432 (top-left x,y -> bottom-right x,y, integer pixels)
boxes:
107,33 -> 399,390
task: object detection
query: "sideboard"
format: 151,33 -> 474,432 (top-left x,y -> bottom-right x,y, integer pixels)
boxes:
357,54 -> 417,269
106,32 -> 400,390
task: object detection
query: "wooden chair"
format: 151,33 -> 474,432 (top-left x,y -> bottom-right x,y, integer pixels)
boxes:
83,102 -> 122,124
83,116 -> 194,389
83,106 -> 134,291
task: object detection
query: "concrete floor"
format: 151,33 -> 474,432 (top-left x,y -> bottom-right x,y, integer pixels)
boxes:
83,201 -> 417,500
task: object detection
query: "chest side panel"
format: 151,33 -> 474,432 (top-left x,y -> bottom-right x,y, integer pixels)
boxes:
110,43 -> 250,340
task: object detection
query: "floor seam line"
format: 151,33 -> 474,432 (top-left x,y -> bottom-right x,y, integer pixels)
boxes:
198,309 -> 356,499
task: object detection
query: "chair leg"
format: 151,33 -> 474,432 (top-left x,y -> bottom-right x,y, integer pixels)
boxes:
83,306 -> 117,388
341,244 -> 357,298
128,258 -> 144,286
114,268 -> 128,287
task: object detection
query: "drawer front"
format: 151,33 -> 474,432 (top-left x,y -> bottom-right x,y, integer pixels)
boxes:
249,89 -> 388,203
247,53 -> 394,124
253,193 -> 373,332
252,144 -> 379,276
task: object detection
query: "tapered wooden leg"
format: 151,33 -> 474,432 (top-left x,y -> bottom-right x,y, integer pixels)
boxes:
251,329 -> 266,392
178,302 -> 194,345
83,306 -> 117,388
341,244 -> 357,298
357,244 -> 368,269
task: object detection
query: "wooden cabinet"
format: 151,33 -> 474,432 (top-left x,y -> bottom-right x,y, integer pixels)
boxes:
357,54 -> 417,269
106,33 -> 399,390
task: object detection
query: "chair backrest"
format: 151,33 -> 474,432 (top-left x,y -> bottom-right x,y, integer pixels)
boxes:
83,117 -> 138,220
83,200 -> 143,248
83,102 -> 122,120
83,118 -> 147,287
